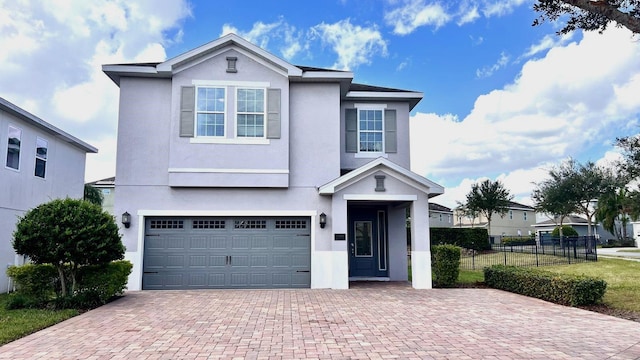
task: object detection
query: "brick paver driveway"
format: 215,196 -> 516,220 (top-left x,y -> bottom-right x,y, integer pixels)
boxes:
2,283 -> 640,359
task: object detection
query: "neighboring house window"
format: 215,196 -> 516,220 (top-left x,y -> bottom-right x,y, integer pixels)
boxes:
439,214 -> 443,222
509,210 -> 513,220
448,215 -> 452,223
236,88 -> 265,137
523,212 -> 528,221
5,125 -> 21,170
359,109 -> 383,152
34,137 -> 47,178
196,87 -> 225,137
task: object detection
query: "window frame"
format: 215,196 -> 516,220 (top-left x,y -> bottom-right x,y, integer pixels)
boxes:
5,124 -> 22,171
34,136 -> 48,179
235,87 -> 266,138
356,106 -> 385,154
194,86 -> 226,138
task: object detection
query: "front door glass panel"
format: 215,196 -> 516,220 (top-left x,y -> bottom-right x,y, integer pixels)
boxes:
354,221 -> 373,257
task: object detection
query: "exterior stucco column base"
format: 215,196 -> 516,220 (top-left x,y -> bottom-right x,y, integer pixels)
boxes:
411,250 -> 433,289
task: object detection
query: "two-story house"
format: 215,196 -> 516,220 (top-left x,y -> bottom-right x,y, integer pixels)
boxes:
454,201 -> 535,238
1,98 -> 97,293
86,176 -> 116,215
103,34 -> 444,290
429,203 -> 453,228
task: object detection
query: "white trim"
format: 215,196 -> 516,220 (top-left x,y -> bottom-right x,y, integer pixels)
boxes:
319,157 -> 444,196
235,87 -> 267,139
343,194 -> 418,201
5,124 -> 22,172
190,137 -> 270,145
301,71 -> 353,80
354,103 -> 387,110
168,168 -> 289,174
192,80 -> 271,87
194,85 -> 227,138
137,209 -> 314,217
355,152 -> 388,159
347,91 -> 423,99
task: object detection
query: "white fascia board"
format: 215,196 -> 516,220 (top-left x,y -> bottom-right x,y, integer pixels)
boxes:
300,71 -> 354,80
101,64 -> 159,75
168,168 -> 289,174
157,33 -> 302,77
346,91 -> 424,100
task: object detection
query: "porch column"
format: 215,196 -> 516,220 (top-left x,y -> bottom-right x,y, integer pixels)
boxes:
331,196 -> 349,289
410,195 -> 432,289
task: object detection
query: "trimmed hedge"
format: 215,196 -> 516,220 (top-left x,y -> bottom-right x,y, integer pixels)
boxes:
501,237 -> 536,246
432,245 -> 461,287
6,260 -> 132,310
430,228 -> 490,251
484,265 -> 607,306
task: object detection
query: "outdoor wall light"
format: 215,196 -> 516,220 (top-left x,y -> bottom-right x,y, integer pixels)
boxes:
121,211 -> 131,229
319,212 -> 327,229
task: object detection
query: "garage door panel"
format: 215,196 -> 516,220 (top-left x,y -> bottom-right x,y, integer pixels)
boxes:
189,255 -> 207,267
209,255 -> 227,266
143,217 -> 310,289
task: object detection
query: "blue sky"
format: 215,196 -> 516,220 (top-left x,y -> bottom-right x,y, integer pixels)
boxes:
2,0 -> 639,208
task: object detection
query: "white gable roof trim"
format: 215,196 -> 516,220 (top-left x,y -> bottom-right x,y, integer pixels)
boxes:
0,98 -> 97,153
318,157 -> 444,197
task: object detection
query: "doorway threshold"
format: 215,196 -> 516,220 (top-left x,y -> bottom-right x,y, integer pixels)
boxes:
348,277 -> 390,281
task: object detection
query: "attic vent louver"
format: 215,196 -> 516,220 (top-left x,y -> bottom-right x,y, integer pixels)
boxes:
226,57 -> 238,73
375,175 -> 386,192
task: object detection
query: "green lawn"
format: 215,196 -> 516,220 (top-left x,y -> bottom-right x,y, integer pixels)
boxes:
459,258 -> 640,313
0,294 -> 79,346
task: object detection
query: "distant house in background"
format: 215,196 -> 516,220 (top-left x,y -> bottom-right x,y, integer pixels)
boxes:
454,201 -> 536,237
532,215 -> 620,241
86,176 -> 115,215
1,97 -> 97,293
429,203 -> 453,228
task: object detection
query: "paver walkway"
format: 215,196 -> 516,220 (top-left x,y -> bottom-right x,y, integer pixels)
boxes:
1,284 -> 640,359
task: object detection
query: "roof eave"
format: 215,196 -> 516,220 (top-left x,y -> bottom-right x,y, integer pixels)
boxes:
346,91 -> 424,110
0,98 -> 98,153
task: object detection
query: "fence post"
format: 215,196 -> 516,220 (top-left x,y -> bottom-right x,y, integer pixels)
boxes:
535,242 -> 539,267
504,247 -> 507,266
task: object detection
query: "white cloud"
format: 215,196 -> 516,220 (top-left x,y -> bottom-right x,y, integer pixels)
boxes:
385,0 -> 451,35
481,0 -> 529,18
522,32 -> 574,59
476,51 -> 510,78
311,19 -> 387,70
0,0 -> 191,181
412,27 -> 640,207
221,19 -> 305,61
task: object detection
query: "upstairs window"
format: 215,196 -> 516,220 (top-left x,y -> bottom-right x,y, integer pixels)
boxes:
5,125 -> 21,170
523,212 -> 528,221
236,88 -> 265,137
359,109 -> 383,152
509,210 -> 513,220
345,106 -> 396,155
34,137 -> 48,178
196,87 -> 225,137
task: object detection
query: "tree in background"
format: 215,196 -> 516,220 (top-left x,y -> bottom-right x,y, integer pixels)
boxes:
533,0 -> 640,35
12,198 -> 124,296
532,163 -> 579,237
597,187 -> 636,239
464,179 -> 513,236
84,184 -> 103,206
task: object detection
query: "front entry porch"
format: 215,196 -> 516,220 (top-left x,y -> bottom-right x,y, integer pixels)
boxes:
348,205 -> 390,280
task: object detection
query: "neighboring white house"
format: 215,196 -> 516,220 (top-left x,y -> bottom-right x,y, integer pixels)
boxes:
429,203 -> 453,228
533,215 -> 622,242
103,33 -> 444,291
454,201 -> 536,237
0,97 -> 97,293
86,176 -> 115,215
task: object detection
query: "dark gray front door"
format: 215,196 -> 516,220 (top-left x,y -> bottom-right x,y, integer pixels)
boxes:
142,217 -> 311,289
348,207 -> 388,278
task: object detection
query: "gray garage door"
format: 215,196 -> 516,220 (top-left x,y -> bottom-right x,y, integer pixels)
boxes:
143,217 -> 311,289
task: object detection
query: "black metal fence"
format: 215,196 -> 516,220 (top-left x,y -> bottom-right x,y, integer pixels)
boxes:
460,236 -> 598,270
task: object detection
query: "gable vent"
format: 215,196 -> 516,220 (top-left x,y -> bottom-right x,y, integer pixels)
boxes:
226,56 -> 238,73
